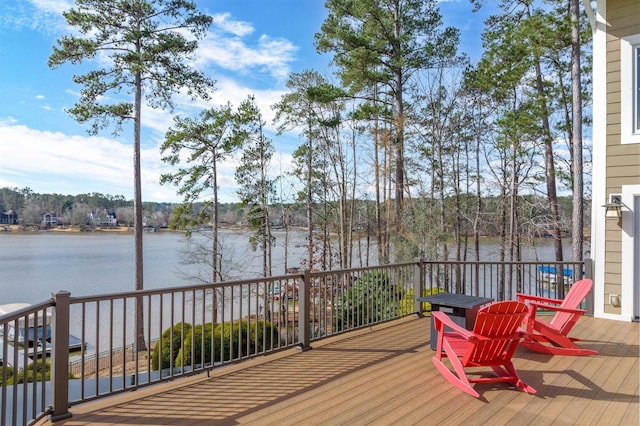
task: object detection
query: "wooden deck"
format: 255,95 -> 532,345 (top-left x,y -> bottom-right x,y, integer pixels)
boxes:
46,315 -> 638,425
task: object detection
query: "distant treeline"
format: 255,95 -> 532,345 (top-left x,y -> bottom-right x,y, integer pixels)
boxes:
0,187 -> 267,229
0,187 -> 588,237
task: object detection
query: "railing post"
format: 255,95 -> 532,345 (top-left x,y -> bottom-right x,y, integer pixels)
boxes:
584,258 -> 594,316
414,258 -> 425,316
297,270 -> 312,351
49,291 -> 72,422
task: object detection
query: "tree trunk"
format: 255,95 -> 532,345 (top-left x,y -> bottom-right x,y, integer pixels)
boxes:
306,127 -> 314,270
133,68 -> 147,352
212,150 -> 220,327
536,62 -> 564,262
473,101 -> 482,295
570,0 -> 584,262
373,87 -> 388,264
212,151 -> 220,282
527,4 -> 564,262
261,129 -> 272,277
393,10 -> 405,252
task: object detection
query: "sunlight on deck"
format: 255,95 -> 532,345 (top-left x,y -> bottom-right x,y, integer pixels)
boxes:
44,315 -> 639,426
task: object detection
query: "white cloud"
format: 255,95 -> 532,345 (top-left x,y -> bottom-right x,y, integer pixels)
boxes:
208,78 -> 287,130
0,4 -> 303,203
30,0 -> 71,15
154,77 -> 287,136
0,0 -> 71,34
139,103 -> 178,139
197,27 -> 297,81
0,123 -> 129,192
0,121 -> 243,202
0,117 -> 18,125
211,13 -> 254,37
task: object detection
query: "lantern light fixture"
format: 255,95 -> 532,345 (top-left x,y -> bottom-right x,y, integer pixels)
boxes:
603,194 -> 622,219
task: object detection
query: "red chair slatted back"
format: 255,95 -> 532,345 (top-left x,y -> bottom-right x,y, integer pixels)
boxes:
469,301 -> 529,363
549,279 -> 592,332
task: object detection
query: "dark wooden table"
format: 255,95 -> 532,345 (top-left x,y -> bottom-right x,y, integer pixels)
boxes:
418,293 -> 493,350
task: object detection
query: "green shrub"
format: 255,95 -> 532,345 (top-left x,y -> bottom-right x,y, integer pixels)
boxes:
249,320 -> 278,353
224,320 -> 250,359
221,320 -> 278,360
151,322 -> 192,370
152,320 -> 279,370
174,323 -> 220,367
333,271 -> 404,331
0,359 -> 62,385
1,365 -> 15,386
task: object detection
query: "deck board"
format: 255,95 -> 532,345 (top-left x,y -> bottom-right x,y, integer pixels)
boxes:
43,315 -> 638,426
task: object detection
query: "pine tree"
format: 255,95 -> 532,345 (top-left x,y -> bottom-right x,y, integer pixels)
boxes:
49,0 -> 214,350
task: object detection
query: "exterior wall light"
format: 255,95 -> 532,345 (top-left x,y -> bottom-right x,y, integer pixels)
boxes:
603,194 -> 622,219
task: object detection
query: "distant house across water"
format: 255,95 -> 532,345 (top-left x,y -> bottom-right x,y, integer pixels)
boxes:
42,212 -> 61,228
0,210 -> 17,225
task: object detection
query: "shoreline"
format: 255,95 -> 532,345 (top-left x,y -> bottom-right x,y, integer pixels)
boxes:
2,224 -> 142,234
0,224 -> 306,235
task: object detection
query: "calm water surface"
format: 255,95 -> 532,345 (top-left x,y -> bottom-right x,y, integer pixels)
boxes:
0,230 -> 570,305
0,231 -> 572,352
0,230 -> 309,305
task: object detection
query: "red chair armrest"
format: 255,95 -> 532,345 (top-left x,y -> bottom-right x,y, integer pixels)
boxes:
432,311 -> 474,340
529,301 -> 587,315
516,292 -> 562,305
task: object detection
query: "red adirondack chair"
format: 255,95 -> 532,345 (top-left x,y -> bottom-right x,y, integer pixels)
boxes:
517,278 -> 597,356
431,300 -> 536,398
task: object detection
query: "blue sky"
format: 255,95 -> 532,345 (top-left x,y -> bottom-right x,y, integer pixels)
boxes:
0,0 -> 493,203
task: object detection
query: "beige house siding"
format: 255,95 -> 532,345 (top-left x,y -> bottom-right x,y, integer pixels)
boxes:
607,0 -> 640,28
604,0 -> 640,315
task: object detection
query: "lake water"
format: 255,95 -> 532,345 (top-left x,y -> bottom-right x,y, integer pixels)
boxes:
0,229 -> 313,305
0,230 -> 574,357
0,230 -> 571,306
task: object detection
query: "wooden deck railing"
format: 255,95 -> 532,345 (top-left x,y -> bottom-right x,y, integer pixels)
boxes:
0,259 -> 590,425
